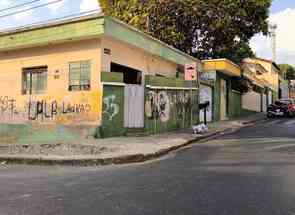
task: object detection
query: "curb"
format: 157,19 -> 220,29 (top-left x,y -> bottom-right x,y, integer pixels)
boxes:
242,117 -> 267,125
0,117 -> 263,167
0,132 -> 219,167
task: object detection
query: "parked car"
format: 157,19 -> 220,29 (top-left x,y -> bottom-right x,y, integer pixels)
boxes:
267,99 -> 295,118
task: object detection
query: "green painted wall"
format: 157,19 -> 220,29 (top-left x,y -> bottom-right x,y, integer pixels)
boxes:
213,75 -> 221,121
0,18 -> 104,51
213,72 -> 242,121
0,124 -> 97,144
0,15 -> 198,66
229,91 -> 242,117
145,75 -> 196,88
100,85 -> 126,138
144,84 -> 199,135
101,72 -> 124,83
104,17 -> 198,65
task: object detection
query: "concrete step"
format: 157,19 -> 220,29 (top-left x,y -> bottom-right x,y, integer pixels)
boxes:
125,128 -> 146,137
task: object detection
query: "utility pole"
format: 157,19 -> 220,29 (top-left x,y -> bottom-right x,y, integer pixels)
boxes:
269,23 -> 277,62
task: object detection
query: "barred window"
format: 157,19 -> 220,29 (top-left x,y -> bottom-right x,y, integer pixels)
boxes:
69,60 -> 91,91
22,67 -> 47,95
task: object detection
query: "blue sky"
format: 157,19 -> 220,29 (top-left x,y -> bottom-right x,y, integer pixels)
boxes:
0,0 -> 99,30
250,0 -> 295,65
271,0 -> 295,13
0,0 -> 294,65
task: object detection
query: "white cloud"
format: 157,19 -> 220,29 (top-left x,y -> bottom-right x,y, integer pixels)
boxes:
12,6 -> 33,21
45,0 -> 67,14
251,8 -> 295,65
80,0 -> 100,12
0,0 -> 34,23
0,0 -> 10,7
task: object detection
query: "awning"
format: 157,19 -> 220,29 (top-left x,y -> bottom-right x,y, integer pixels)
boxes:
202,59 -> 241,77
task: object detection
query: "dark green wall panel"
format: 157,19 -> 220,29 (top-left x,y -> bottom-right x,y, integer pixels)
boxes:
144,88 -> 199,135
100,85 -> 126,138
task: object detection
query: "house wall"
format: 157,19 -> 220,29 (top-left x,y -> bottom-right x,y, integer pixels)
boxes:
143,76 -> 199,135
255,60 -> 279,93
101,37 -> 178,78
280,80 -> 289,99
230,90 -> 242,117
144,87 -> 199,135
242,91 -> 262,112
0,39 -> 102,126
101,84 -> 126,138
213,72 -> 242,121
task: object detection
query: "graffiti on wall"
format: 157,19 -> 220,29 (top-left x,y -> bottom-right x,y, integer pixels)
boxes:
145,90 -> 197,125
145,91 -> 170,122
0,96 -> 18,120
175,91 -> 192,120
102,95 -> 119,121
0,96 -> 92,123
27,100 -> 91,121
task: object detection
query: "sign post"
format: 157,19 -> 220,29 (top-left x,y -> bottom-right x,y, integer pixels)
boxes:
185,63 -> 198,81
185,62 -> 198,127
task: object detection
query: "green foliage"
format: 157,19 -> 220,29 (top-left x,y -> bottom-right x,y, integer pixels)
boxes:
279,64 -> 295,80
99,0 -> 271,64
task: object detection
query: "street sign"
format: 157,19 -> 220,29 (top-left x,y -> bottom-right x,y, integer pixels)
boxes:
185,63 -> 198,81
200,71 -> 216,81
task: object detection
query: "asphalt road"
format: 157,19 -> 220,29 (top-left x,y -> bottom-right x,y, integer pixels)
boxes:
2,118 -> 295,215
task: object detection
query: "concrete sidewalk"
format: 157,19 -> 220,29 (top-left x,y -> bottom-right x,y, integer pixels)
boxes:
0,113 -> 266,166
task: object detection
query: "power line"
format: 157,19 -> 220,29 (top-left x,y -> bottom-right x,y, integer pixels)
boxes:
0,0 -> 63,19
0,0 -> 42,13
0,10 -> 100,32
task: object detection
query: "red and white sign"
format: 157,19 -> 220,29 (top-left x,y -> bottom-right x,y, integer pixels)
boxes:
185,62 -> 198,81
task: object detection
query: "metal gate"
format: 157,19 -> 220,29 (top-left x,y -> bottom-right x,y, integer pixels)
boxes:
124,85 -> 144,128
242,91 -> 261,112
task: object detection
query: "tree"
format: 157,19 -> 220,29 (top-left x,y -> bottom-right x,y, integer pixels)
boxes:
279,64 -> 295,80
99,0 -> 271,64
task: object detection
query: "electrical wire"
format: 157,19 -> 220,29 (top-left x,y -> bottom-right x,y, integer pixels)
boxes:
0,9 -> 101,32
0,0 -> 63,19
0,0 -> 42,13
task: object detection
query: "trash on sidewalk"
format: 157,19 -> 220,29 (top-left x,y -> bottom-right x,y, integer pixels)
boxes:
192,124 -> 209,134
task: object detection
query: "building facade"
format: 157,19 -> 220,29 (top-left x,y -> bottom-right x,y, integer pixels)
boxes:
0,15 -> 201,142
243,58 -> 281,105
201,59 -> 242,122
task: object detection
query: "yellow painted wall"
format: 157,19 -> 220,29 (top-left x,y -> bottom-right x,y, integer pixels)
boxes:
203,59 -> 241,77
0,39 -> 102,125
248,59 -> 279,92
101,37 -> 178,78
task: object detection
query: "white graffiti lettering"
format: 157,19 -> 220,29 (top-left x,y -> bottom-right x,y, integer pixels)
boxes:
103,95 -> 119,121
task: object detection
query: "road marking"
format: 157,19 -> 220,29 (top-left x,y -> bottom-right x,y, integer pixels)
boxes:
266,119 -> 283,125
266,144 -> 295,151
11,194 -> 32,200
283,119 -> 295,125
